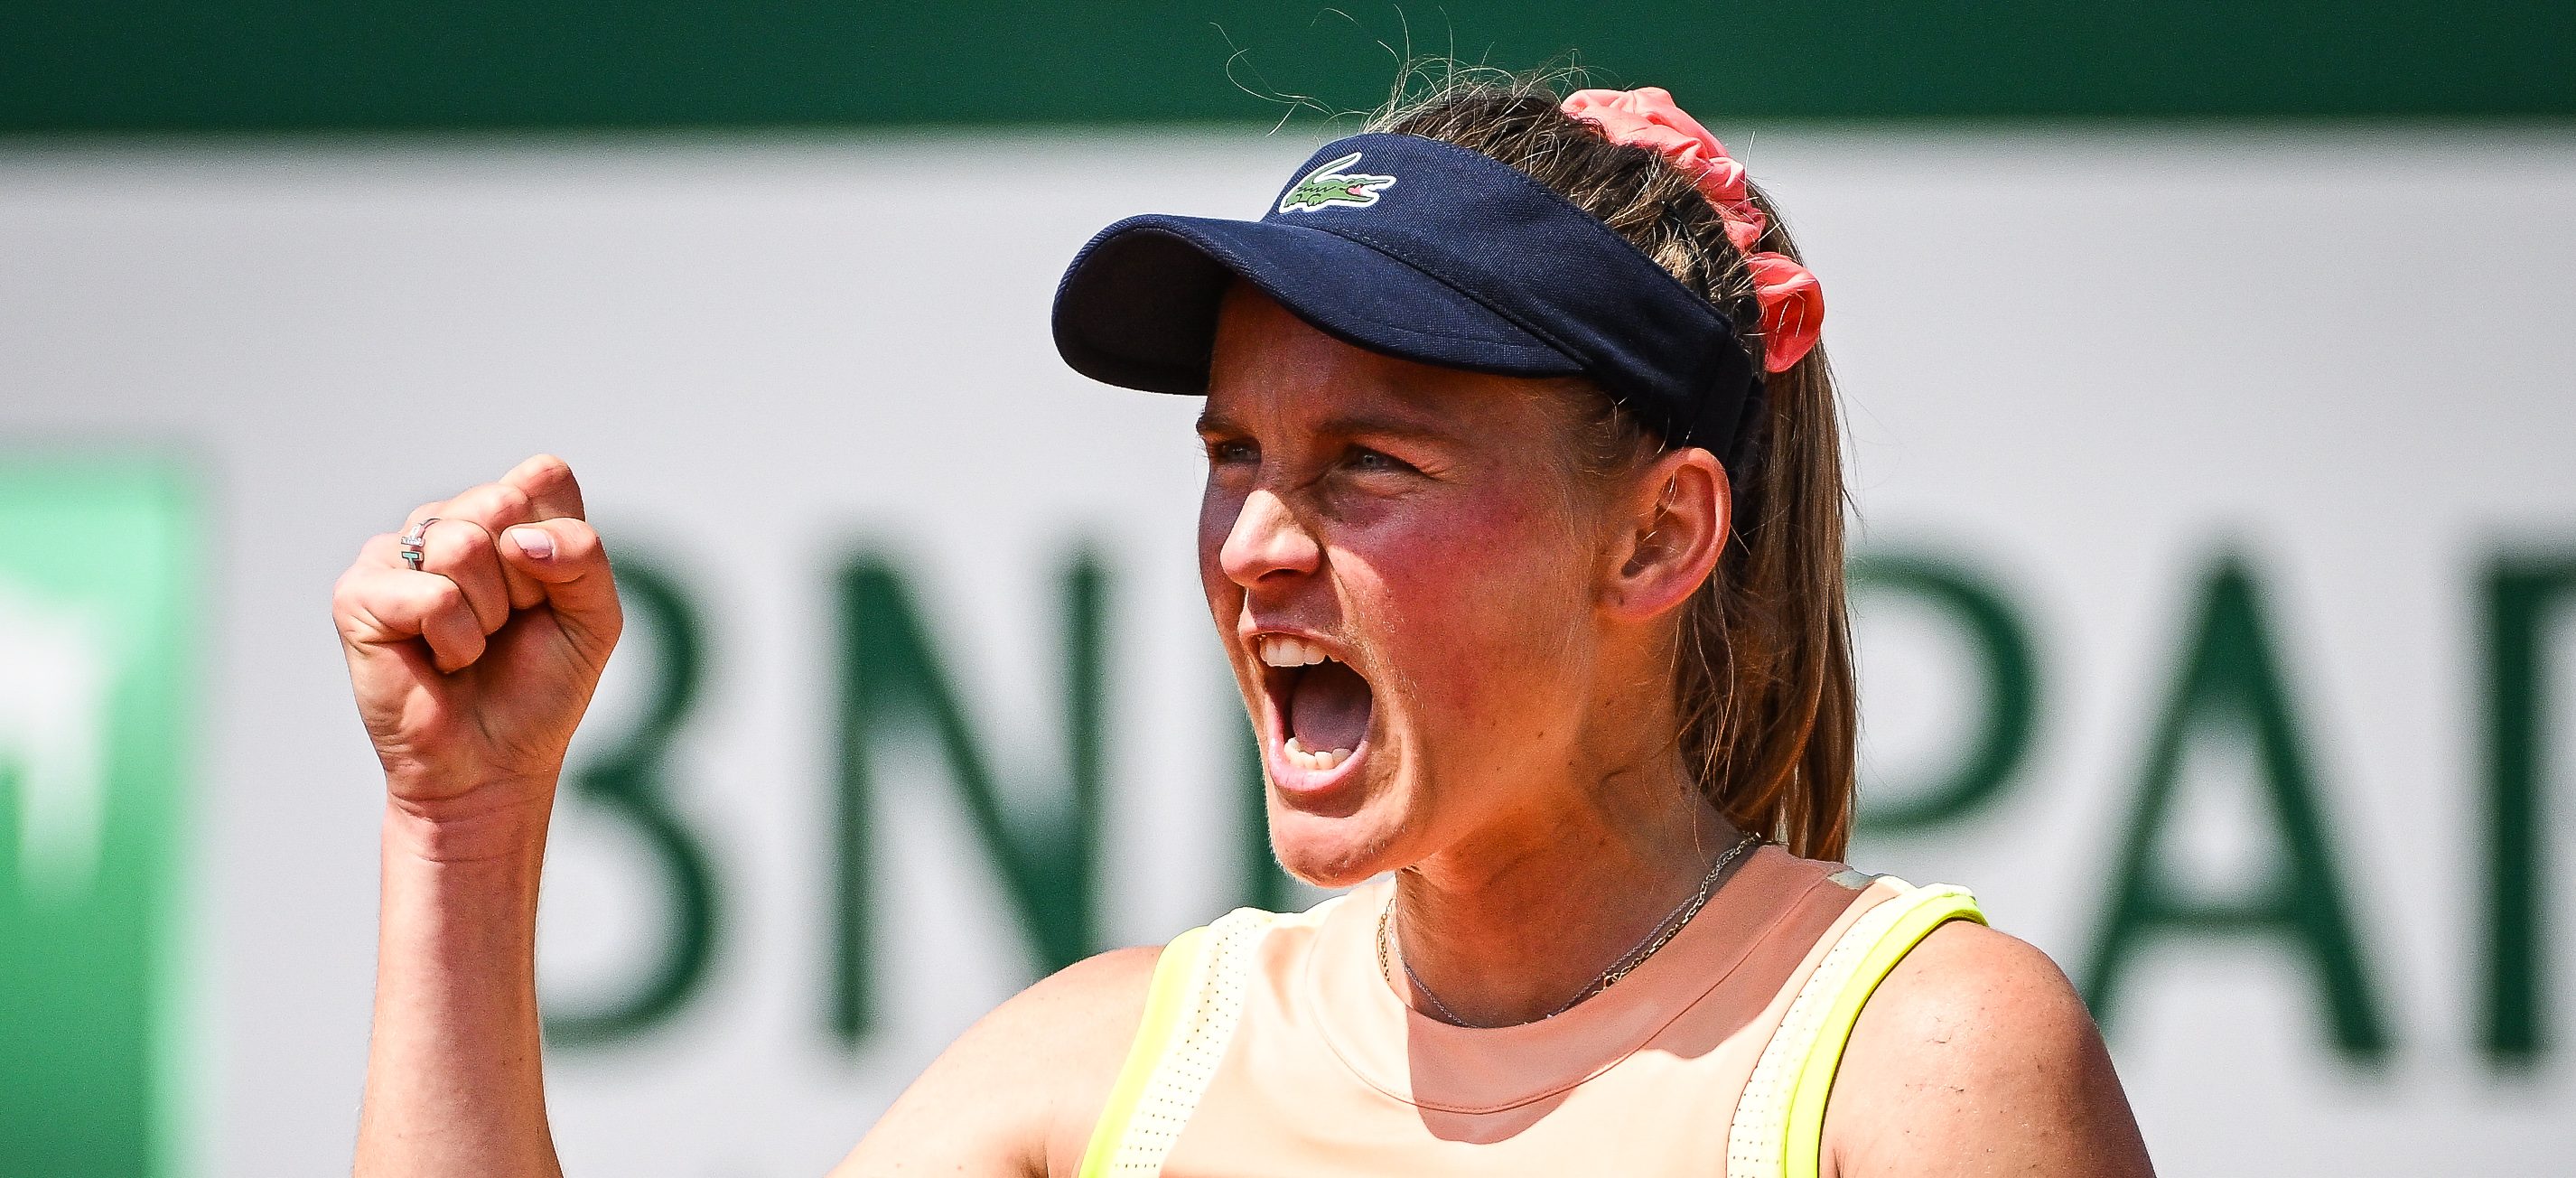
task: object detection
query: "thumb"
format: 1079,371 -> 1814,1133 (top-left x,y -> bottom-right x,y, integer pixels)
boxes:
499,519 -> 622,663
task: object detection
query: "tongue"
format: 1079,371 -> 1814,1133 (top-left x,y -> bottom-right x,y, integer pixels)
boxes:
1288,660 -> 1373,752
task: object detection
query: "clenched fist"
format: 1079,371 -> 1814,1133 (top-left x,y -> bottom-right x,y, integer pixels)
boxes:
333,453 -> 622,821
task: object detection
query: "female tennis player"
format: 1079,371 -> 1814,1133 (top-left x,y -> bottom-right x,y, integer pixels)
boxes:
339,75 -> 2154,1176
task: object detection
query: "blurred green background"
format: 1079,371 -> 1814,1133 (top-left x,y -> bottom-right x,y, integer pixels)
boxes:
5,1 -> 2572,133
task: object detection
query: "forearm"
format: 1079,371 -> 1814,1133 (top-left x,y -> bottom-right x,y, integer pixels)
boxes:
356,793 -> 564,1178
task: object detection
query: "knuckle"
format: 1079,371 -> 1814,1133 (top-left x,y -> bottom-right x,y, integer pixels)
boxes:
449,481 -> 531,527
425,576 -> 469,614
427,518 -> 496,558
335,565 -> 392,609
435,486 -> 487,519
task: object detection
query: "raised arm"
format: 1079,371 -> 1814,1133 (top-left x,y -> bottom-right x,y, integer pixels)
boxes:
335,454 -> 622,1178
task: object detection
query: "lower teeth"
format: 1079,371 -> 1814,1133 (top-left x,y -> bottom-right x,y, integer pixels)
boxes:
1283,735 -> 1352,771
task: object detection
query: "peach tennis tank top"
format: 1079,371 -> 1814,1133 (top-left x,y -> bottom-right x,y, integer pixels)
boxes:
1077,846 -> 1983,1177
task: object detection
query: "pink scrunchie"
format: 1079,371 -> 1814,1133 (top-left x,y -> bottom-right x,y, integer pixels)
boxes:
1560,87 -> 1823,373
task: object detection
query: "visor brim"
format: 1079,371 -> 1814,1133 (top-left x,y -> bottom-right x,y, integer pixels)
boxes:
1051,213 -> 1584,397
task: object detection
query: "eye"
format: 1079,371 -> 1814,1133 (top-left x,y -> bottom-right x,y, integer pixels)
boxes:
1205,437 -> 1257,465
1347,446 -> 1414,475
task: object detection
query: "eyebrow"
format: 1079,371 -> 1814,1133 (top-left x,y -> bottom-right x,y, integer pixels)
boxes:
1194,407 -> 1462,446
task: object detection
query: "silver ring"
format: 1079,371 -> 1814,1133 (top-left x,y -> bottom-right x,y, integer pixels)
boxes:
398,517 -> 440,571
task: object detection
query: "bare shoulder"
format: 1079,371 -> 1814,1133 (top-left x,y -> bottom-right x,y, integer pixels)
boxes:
1822,921 -> 2155,1178
832,944 -> 1163,1178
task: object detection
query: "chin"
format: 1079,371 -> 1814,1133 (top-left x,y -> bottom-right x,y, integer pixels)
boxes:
1264,786 -> 1414,891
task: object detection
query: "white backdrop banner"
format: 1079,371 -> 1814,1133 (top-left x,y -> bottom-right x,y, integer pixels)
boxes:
1,127 -> 2571,1175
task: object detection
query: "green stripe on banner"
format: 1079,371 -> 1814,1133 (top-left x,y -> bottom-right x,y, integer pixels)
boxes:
3,1 -> 2572,135
0,456 -> 200,1178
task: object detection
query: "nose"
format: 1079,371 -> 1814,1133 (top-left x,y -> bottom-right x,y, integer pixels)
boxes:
1219,487 -> 1322,588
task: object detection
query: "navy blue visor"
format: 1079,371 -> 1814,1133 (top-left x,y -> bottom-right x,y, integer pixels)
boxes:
1051,132 -> 1762,461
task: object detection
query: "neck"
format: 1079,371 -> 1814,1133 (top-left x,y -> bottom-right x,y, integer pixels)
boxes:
1385,740 -> 1748,1028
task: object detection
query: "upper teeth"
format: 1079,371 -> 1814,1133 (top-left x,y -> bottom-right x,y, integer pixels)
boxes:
1258,634 -> 1332,668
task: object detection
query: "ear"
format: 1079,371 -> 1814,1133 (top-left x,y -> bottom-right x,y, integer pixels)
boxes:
1601,446 -> 1729,623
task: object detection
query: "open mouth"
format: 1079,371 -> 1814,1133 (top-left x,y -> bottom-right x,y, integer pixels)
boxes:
1255,633 -> 1377,786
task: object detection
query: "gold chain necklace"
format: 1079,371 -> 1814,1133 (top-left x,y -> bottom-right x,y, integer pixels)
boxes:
1375,829 -> 1765,1029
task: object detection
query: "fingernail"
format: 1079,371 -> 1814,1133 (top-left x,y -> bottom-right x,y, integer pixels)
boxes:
510,528 -> 556,560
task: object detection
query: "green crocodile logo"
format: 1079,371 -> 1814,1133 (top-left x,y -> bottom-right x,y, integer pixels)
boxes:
1277,153 -> 1396,213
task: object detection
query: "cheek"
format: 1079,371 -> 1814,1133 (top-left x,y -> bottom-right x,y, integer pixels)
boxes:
1349,490 -> 1590,715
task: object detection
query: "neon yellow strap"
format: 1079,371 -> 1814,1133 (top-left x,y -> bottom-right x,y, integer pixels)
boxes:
1780,885 -> 1985,1178
1075,926 -> 1209,1178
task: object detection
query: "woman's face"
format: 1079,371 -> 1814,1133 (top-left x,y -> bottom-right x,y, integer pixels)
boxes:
1199,287 -> 1623,887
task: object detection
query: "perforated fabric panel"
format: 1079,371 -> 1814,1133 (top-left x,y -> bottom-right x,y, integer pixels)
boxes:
1724,882 -> 1920,1178
1104,907 -> 1276,1174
